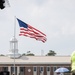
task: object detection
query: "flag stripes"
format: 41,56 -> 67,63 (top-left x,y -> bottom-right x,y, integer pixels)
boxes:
17,18 -> 47,43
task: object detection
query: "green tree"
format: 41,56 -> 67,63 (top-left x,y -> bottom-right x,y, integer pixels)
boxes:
26,51 -> 35,56
46,50 -> 56,56
22,51 -> 35,56
0,54 -> 5,56
22,53 -> 26,56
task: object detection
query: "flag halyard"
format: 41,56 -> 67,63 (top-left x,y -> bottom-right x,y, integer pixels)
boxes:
17,18 -> 47,43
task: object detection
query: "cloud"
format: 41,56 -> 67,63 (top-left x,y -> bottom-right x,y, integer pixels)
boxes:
0,0 -> 75,55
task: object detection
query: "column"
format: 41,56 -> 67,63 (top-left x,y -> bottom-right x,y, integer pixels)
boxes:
17,66 -> 19,75
8,66 -> 11,75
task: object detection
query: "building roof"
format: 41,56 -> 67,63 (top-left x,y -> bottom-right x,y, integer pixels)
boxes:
0,56 -> 71,64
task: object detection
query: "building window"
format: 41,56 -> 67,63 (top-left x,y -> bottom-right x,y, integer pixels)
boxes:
53,66 -> 57,71
40,67 -> 44,73
11,67 -> 17,75
2,67 -> 8,71
33,67 -> 37,71
19,67 -> 25,75
46,66 -> 50,71
20,67 -> 25,72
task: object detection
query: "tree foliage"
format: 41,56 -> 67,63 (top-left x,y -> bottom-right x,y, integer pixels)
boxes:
46,50 -> 56,56
22,50 -> 56,56
26,51 -> 35,56
0,54 -> 5,56
22,51 -> 35,56
22,53 -> 26,56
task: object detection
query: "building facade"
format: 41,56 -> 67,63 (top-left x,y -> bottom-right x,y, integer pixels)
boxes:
0,56 -> 71,75
0,37 -> 71,75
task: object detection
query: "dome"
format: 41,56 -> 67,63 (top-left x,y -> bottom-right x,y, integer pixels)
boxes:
10,36 -> 18,42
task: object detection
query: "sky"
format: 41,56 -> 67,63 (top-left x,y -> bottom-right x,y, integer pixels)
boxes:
0,0 -> 75,56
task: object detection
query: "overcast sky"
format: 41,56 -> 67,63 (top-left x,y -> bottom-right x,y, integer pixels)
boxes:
0,0 -> 75,56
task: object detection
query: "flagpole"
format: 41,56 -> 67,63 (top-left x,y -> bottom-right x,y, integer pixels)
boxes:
14,16 -> 16,38
13,16 -> 16,75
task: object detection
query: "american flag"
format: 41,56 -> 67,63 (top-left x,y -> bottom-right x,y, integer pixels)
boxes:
17,18 -> 47,43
